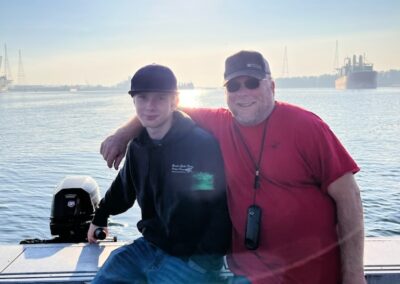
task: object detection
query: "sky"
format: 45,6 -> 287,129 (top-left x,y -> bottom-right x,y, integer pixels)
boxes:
1,0 -> 399,87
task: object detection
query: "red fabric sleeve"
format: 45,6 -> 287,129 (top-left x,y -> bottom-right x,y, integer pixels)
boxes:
296,114 -> 360,193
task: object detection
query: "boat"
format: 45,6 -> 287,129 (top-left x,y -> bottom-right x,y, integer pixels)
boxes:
178,82 -> 194,90
0,50 -> 13,93
0,75 -> 12,92
1,238 -> 399,283
335,55 -> 377,89
0,75 -> 9,92
0,176 -> 399,283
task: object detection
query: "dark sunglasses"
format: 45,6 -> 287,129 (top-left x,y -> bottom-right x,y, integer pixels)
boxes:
226,77 -> 261,92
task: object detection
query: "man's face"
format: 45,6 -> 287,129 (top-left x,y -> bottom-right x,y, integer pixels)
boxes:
225,76 -> 275,126
134,92 -> 178,131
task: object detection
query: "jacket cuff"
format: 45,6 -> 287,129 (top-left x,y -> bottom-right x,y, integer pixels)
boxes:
91,208 -> 109,227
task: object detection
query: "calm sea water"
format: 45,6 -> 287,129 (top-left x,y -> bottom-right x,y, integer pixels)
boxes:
0,88 -> 399,244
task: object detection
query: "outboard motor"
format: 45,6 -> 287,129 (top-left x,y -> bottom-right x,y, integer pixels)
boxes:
50,176 -> 100,242
20,176 -> 115,244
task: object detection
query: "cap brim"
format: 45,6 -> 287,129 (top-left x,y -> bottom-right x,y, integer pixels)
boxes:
223,70 -> 267,85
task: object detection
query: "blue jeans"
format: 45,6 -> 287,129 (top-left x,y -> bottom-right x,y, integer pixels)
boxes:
92,237 -> 230,284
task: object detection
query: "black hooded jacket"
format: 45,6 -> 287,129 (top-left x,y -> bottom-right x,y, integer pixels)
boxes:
93,111 -> 231,267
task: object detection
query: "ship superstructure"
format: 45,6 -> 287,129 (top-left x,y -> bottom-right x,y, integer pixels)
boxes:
0,45 -> 13,92
335,55 -> 377,89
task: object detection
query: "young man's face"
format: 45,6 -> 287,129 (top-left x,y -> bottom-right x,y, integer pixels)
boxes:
134,92 -> 178,133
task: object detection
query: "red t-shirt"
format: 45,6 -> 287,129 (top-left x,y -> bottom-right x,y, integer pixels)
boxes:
184,101 -> 359,284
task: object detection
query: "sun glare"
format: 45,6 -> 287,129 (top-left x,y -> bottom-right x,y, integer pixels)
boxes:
178,89 -> 202,107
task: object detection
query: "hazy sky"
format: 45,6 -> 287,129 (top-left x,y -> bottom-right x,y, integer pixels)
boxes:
1,0 -> 399,86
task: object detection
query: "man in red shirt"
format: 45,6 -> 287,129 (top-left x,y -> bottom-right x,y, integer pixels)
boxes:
100,51 -> 366,284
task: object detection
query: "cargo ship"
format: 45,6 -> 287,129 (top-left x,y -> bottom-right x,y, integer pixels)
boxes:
335,55 -> 377,89
0,50 -> 13,92
0,75 -> 11,92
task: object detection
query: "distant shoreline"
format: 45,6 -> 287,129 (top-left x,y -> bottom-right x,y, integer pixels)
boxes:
3,69 -> 400,92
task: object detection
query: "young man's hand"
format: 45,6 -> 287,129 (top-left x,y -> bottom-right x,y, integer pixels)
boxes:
87,223 -> 108,243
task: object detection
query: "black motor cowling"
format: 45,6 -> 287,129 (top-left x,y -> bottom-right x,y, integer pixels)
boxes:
50,176 -> 100,242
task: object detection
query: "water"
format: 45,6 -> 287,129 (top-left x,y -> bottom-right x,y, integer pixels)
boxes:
0,88 -> 399,244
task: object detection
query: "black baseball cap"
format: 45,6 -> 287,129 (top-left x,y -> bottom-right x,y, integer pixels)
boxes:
128,64 -> 177,96
224,51 -> 271,84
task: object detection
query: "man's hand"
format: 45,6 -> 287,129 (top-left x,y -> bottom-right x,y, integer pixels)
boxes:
87,223 -> 108,244
100,134 -> 128,170
100,117 -> 143,170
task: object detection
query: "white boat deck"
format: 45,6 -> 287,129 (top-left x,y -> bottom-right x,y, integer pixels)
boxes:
0,238 -> 399,283
0,242 -> 121,283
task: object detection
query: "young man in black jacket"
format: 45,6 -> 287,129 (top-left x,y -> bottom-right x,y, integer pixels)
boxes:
88,64 -> 231,284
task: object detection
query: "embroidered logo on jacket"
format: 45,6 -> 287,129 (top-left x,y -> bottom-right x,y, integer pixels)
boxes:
171,164 -> 194,174
192,172 -> 214,191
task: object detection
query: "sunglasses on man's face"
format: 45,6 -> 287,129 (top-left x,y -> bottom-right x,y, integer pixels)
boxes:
226,77 -> 261,93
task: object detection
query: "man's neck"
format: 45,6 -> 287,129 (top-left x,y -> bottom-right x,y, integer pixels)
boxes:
147,129 -> 168,140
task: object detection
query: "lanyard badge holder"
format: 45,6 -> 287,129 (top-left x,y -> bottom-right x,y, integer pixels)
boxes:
245,204 -> 262,250
245,167 -> 262,250
234,119 -> 269,251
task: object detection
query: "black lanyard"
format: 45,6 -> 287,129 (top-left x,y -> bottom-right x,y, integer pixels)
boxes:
233,119 -> 269,203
